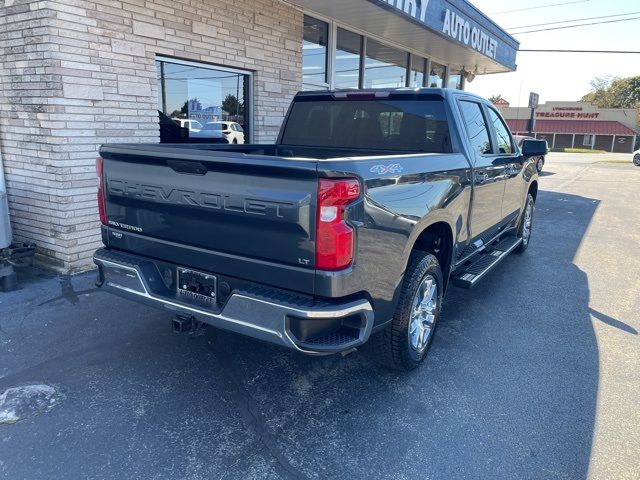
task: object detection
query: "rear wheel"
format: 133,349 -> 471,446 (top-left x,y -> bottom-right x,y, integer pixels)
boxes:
634,154 -> 640,166
515,193 -> 535,254
372,252 -> 443,371
232,138 -> 238,144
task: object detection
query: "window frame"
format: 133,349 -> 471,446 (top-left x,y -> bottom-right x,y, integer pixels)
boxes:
155,56 -> 254,143
363,37 -> 410,89
484,105 -> 516,156
333,26 -> 364,90
303,12 -> 457,92
447,70 -> 464,90
457,99 -> 493,157
302,15 -> 330,90
408,54 -> 428,88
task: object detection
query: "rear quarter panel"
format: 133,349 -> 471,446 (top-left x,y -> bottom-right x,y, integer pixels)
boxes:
318,153 -> 472,324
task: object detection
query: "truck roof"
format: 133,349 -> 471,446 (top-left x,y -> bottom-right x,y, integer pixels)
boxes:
294,87 -> 489,104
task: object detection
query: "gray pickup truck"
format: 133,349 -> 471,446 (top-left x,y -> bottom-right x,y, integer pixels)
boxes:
94,88 -> 547,371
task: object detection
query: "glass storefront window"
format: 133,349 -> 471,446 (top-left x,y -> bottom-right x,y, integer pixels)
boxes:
363,38 -> 408,89
409,55 -> 427,88
302,15 -> 329,89
335,28 -> 362,89
156,59 -> 250,144
448,72 -> 463,90
428,62 -> 446,88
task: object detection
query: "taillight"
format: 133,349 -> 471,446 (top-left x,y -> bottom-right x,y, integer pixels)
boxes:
96,157 -> 107,225
316,178 -> 360,271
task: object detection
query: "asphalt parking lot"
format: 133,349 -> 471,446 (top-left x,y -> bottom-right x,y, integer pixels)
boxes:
1,152 -> 639,480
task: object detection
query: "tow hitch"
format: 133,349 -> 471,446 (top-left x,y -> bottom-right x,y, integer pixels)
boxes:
172,314 -> 204,334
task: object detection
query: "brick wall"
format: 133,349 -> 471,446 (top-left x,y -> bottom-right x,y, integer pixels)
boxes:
0,0 -> 303,272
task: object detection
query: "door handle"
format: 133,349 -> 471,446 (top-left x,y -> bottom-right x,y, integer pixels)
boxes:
474,172 -> 489,184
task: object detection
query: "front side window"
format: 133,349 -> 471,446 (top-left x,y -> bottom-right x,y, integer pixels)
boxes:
487,108 -> 514,154
363,39 -> 408,89
334,28 -> 362,89
156,59 -> 250,143
302,15 -> 329,90
281,98 -> 451,153
459,101 -> 491,155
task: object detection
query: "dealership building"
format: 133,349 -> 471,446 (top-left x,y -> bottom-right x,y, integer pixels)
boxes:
0,0 -> 519,272
500,101 -> 638,153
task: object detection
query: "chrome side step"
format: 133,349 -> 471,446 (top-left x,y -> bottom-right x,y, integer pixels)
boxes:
452,236 -> 522,289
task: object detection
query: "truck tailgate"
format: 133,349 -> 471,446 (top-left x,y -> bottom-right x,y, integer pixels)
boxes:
100,145 -> 318,275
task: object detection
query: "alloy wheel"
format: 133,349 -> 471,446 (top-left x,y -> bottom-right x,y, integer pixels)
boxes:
522,199 -> 533,245
408,274 -> 438,353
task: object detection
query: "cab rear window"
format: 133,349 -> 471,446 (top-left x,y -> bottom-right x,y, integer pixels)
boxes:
281,99 -> 451,153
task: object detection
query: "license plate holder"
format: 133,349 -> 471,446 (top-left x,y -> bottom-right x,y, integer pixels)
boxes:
177,267 -> 217,304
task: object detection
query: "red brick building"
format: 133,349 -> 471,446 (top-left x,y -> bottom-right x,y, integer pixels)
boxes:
501,101 -> 638,153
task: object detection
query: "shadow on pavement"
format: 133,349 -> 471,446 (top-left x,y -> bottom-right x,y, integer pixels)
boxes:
589,307 -> 637,335
0,191 -> 600,480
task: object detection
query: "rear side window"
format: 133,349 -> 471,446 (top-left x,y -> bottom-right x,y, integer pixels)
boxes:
487,108 -> 514,154
281,99 -> 451,153
458,100 -> 491,156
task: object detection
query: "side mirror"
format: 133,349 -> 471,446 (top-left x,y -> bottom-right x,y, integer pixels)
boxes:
521,139 -> 548,157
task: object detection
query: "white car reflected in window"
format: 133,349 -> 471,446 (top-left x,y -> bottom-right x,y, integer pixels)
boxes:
172,119 -> 203,132
191,122 -> 245,144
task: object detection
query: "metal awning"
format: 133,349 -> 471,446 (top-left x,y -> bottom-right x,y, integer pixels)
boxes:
291,0 -> 519,75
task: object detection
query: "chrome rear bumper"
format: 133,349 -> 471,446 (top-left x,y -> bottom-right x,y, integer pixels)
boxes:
94,249 -> 374,354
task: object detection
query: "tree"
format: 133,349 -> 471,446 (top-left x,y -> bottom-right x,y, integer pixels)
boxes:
488,94 -> 503,104
582,75 -> 640,109
582,75 -> 640,134
221,94 -> 244,117
169,101 -> 189,119
581,76 -> 614,106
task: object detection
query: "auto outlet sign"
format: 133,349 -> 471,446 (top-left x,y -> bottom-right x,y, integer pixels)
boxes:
441,9 -> 498,59
373,0 -> 514,68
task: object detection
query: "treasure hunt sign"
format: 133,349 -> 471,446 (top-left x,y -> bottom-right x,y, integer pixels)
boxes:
537,107 -> 600,119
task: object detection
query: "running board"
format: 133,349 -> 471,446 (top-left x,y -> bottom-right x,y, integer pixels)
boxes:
452,236 -> 522,289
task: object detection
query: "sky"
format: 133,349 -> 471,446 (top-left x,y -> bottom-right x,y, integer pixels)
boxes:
466,0 -> 640,106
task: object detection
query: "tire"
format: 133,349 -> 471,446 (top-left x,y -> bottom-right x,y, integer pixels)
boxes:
633,154 -> 640,166
536,156 -> 544,173
232,139 -> 238,144
515,193 -> 535,254
371,252 -> 443,371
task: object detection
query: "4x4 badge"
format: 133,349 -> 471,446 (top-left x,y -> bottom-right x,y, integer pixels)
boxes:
370,163 -> 403,175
